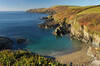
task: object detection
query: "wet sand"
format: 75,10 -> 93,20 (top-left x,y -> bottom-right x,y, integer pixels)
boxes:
55,44 -> 93,66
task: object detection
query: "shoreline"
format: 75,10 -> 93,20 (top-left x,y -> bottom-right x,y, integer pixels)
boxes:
55,43 -> 93,65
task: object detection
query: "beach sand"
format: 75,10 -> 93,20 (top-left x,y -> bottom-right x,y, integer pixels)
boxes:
55,44 -> 93,66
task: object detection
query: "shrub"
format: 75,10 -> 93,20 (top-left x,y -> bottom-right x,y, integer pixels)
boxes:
0,50 -> 65,66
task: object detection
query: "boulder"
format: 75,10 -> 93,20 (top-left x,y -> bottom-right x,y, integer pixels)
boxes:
53,23 -> 70,36
90,60 -> 100,66
40,17 -> 48,20
16,38 -> 27,44
38,24 -> 45,28
0,37 -> 13,49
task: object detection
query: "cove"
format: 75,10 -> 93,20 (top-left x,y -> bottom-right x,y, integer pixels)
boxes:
0,11 -> 82,56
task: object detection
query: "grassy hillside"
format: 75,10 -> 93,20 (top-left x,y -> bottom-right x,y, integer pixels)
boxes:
51,5 -> 100,22
76,6 -> 100,33
27,5 -> 69,14
1,5 -> 100,66
52,5 -> 100,33
27,5 -> 100,34
26,5 -> 100,63
77,7 -> 100,15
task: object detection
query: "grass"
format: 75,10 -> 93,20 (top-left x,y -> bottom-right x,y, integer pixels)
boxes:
52,5 -> 100,23
27,5 -> 100,38
50,5 -> 68,8
1,5 -> 100,66
77,7 -> 100,15
78,13 -> 100,31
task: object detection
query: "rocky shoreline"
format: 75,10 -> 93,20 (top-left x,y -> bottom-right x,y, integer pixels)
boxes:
0,5 -> 100,65
0,36 -> 28,50
38,16 -> 99,47
55,43 -> 92,66
27,5 -> 100,49
0,37 -> 13,50
37,14 -> 100,65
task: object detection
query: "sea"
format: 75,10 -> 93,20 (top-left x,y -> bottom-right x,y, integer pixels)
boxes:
0,11 -> 82,56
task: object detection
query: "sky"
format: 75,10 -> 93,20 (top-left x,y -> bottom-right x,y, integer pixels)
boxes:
0,0 -> 100,11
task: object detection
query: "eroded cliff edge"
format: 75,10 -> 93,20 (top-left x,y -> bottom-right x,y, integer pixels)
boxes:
27,5 -> 100,65
27,5 -> 100,47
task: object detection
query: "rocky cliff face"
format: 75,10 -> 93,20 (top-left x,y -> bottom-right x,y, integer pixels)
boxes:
68,18 -> 100,65
69,18 -> 100,48
87,46 -> 100,66
28,5 -> 100,65
0,37 -> 13,50
92,34 -> 100,47
38,15 -> 100,48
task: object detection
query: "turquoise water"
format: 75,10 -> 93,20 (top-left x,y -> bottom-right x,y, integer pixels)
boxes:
0,11 -> 82,56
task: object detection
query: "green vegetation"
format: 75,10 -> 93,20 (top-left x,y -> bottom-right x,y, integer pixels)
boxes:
1,5 -> 100,66
26,5 -> 100,65
0,50 -> 65,66
50,5 -> 68,8
27,5 -> 100,33
78,7 -> 100,15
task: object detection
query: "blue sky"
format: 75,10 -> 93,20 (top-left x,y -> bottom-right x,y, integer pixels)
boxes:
0,0 -> 100,11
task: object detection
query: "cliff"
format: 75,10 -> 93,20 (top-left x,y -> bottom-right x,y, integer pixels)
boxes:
28,5 -> 100,47
27,5 -> 70,15
27,5 -> 100,65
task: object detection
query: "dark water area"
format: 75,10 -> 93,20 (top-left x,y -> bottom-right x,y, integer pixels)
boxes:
0,11 -> 82,56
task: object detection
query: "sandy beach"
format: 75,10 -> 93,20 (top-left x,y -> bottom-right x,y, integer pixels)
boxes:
55,44 -> 93,66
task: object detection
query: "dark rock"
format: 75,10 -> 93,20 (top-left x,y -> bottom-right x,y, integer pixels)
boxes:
45,18 -> 54,22
54,24 -> 60,28
38,24 -> 45,28
0,37 -> 13,50
67,24 -> 71,27
40,17 -> 48,20
53,22 -> 71,36
69,62 -> 73,66
38,21 -> 58,29
16,38 -> 27,44
56,29 -> 61,36
38,16 -> 57,29
39,17 -> 71,36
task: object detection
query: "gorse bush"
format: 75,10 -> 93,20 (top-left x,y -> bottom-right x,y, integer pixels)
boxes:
0,50 -> 65,66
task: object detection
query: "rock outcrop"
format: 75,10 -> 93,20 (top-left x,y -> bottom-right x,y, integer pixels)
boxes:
53,22 -> 71,36
38,14 -> 100,48
38,16 -> 59,29
27,5 -> 100,65
16,38 -> 27,44
70,18 -> 100,47
0,37 -> 13,50
87,46 -> 100,66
